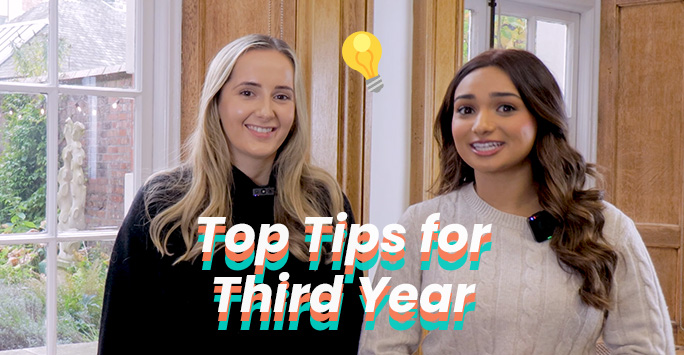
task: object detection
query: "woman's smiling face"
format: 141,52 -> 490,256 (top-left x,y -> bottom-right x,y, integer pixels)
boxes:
451,66 -> 537,177
218,49 -> 295,170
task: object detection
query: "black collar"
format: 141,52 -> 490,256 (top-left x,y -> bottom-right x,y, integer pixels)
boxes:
231,166 -> 277,198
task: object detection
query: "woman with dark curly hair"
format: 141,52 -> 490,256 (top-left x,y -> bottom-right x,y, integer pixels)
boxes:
359,49 -> 674,354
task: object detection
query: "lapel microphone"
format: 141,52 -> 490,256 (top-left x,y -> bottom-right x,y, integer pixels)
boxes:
252,187 -> 275,197
528,210 -> 558,243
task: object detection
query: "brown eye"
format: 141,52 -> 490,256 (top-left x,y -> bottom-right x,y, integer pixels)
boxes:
498,104 -> 516,113
457,106 -> 474,115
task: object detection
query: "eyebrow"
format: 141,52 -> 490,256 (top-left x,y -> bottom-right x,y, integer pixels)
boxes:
453,92 -> 521,102
234,81 -> 294,92
490,92 -> 520,99
454,94 -> 475,101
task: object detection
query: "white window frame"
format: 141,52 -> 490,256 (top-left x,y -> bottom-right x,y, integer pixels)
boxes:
0,0 -> 181,353
463,0 -> 600,163
464,0 -> 488,59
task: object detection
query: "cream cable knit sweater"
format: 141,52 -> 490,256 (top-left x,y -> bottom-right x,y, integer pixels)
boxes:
358,183 -> 675,355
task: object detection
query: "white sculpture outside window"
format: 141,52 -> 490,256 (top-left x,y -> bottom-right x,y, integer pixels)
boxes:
57,117 -> 87,262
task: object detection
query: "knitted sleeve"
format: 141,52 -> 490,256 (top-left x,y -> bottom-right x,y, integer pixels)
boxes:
601,209 -> 676,354
358,205 -> 423,355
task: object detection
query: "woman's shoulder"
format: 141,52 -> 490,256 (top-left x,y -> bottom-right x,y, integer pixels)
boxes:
398,188 -> 464,225
138,165 -> 193,217
117,166 -> 192,252
600,200 -> 643,249
144,165 -> 192,191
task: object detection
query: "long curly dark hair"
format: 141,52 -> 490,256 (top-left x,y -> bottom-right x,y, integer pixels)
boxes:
433,49 -> 617,310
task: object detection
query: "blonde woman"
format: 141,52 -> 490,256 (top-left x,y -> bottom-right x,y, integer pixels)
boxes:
98,34 -> 363,354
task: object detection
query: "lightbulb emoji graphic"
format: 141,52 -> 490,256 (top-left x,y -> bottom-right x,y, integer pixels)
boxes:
342,31 -> 383,93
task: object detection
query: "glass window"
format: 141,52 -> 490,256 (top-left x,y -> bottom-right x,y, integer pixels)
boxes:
56,241 -> 112,354
0,0 -> 49,83
0,0 -> 166,353
58,0 -> 133,89
535,20 -> 567,95
494,14 -> 528,50
0,243 -> 47,351
0,93 -> 47,235
58,95 -> 135,232
463,9 -> 472,63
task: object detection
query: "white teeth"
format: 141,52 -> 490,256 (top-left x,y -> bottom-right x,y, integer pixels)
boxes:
246,125 -> 274,133
471,142 -> 503,151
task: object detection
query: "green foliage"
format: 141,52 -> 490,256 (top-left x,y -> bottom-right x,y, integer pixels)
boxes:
495,15 -> 528,50
0,245 -> 46,350
0,245 -> 44,284
57,245 -> 108,343
11,32 -> 69,78
12,32 -> 48,78
0,93 -> 46,229
462,11 -> 526,62
0,281 -> 46,350
0,243 -> 110,350
0,31 -> 65,232
463,9 -> 471,63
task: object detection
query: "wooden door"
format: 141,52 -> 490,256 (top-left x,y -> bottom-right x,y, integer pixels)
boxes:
410,2 -> 465,353
181,0 -> 373,222
598,0 -> 683,344
410,0 -> 465,204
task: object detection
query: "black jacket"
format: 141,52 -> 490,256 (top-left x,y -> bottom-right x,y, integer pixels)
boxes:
98,167 -> 364,354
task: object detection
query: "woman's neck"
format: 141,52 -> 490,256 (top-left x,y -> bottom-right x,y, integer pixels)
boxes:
232,158 -> 273,186
473,165 -> 542,217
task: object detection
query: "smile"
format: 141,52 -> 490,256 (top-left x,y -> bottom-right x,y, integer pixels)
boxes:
470,141 -> 504,156
245,124 -> 275,133
471,141 -> 504,151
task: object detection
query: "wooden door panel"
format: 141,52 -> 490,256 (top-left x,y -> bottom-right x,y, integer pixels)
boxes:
295,0 -> 373,222
599,0 -> 684,345
614,3 -> 683,224
639,224 -> 681,248
650,247 -> 679,320
203,0 -> 297,62
410,0 -> 464,204
295,1 -> 341,176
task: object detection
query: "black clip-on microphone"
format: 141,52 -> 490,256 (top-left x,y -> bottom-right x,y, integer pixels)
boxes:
252,187 -> 275,197
528,210 -> 558,243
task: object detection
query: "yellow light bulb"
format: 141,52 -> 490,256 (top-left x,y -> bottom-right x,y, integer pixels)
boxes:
342,31 -> 384,93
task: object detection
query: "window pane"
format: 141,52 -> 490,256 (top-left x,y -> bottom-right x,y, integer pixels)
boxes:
58,96 -> 134,232
58,0 -> 133,88
535,20 -> 567,95
0,0 -> 49,84
0,243 -> 47,351
57,240 -> 112,354
463,9 -> 472,63
494,15 -> 527,50
0,93 -> 46,235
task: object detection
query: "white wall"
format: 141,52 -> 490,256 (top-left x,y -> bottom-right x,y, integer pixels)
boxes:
368,0 -> 412,281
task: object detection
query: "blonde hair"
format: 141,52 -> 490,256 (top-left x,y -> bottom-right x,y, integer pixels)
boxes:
145,34 -> 345,264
